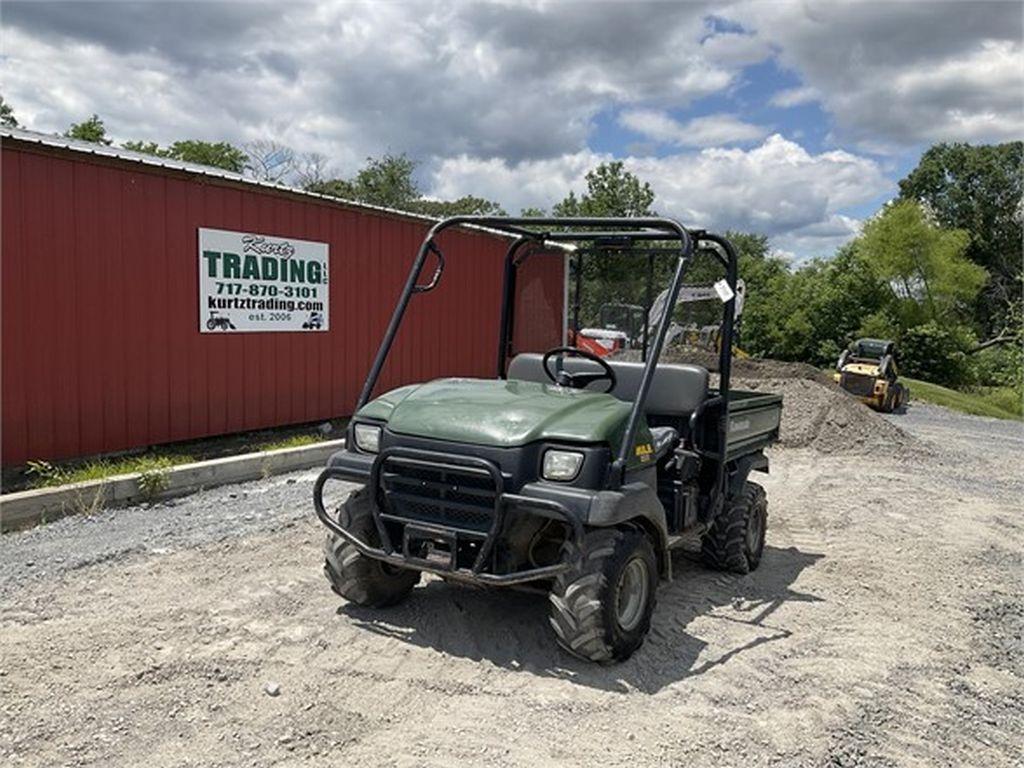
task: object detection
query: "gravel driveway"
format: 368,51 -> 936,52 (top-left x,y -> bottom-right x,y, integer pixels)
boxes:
1,403 -> 1021,767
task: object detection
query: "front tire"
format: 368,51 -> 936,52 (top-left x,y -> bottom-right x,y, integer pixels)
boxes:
324,488 -> 420,607
701,482 -> 767,574
548,528 -> 658,663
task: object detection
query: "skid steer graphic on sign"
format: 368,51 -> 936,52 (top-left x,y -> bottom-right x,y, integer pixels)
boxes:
206,311 -> 236,331
303,311 -> 324,330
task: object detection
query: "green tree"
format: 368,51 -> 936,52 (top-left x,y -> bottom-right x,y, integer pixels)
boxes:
900,322 -> 976,387
553,161 -> 655,217
309,153 -> 420,208
857,200 -> 987,329
0,95 -> 18,127
122,140 -> 163,155
554,162 -> 659,326
405,195 -> 506,217
122,138 -> 248,173
66,114 -> 111,145
165,140 -> 247,173
306,154 -> 504,217
351,153 -> 420,208
898,141 -> 1023,340
305,178 -> 357,198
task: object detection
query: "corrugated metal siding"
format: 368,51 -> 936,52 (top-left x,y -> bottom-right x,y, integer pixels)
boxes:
1,143 -> 565,465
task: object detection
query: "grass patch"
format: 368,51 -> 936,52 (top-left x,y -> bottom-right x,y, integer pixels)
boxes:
8,420 -> 344,494
253,433 -> 325,452
27,454 -> 193,489
902,377 -> 1022,421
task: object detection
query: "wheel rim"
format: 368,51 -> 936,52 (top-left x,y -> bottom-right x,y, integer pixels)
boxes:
746,507 -> 765,555
615,557 -> 649,631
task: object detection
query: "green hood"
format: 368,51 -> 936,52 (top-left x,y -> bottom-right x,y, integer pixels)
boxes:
357,378 -> 639,449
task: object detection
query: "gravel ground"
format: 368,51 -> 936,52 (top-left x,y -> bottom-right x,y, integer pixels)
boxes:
1,402 -> 1021,767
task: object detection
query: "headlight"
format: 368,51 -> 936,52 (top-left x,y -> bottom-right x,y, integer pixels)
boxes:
353,423 -> 381,453
542,449 -> 584,482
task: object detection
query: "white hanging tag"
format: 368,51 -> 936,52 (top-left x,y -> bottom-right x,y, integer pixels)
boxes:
713,279 -> 735,303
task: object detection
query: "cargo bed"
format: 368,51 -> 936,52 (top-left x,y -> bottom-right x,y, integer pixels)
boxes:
719,389 -> 783,459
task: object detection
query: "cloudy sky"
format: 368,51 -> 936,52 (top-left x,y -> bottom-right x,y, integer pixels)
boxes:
3,0 -> 1022,260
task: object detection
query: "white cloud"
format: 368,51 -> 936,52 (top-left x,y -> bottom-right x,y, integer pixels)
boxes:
2,0 -> 1012,259
699,30 -> 772,68
428,151 -> 603,214
774,214 -> 866,262
727,0 -> 1024,147
619,110 -> 769,148
769,86 -> 820,108
2,0 -> 749,167
427,135 -> 891,258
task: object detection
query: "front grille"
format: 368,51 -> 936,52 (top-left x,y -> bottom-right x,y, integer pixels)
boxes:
840,371 -> 875,397
379,458 -> 497,533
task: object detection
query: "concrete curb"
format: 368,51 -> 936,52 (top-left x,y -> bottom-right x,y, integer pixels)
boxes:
0,438 -> 345,533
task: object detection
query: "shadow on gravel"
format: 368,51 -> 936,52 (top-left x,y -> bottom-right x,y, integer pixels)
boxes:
339,544 -> 823,694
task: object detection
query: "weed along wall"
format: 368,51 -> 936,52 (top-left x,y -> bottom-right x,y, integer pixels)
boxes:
0,131 -> 566,466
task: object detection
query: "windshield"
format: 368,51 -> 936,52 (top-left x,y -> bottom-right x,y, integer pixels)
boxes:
567,245 -> 734,369
854,339 -> 890,360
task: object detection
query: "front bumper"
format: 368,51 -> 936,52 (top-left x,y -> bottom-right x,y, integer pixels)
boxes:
312,446 -> 585,586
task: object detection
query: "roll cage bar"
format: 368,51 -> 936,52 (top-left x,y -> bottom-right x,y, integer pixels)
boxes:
356,216 -> 739,488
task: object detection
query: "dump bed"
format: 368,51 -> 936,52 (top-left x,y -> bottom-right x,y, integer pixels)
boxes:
720,389 -> 783,459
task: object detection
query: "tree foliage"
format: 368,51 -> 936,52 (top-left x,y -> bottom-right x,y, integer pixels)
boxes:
66,114 -> 111,145
306,153 -> 504,217
123,138 -> 248,173
0,95 -> 18,127
553,162 -> 658,325
166,140 -> 247,172
405,196 -> 506,217
352,153 -> 420,207
738,243 -> 892,366
553,161 -> 655,218
898,141 -> 1023,337
307,153 -> 418,207
899,322 -> 975,387
857,200 -> 986,328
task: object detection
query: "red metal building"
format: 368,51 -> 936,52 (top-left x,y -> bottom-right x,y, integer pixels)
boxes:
1,128 -> 565,466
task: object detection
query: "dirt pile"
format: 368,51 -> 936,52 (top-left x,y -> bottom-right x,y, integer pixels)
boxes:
616,347 -> 914,455
731,377 -> 916,455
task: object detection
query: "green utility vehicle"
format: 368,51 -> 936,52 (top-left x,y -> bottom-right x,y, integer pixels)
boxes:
313,218 -> 782,662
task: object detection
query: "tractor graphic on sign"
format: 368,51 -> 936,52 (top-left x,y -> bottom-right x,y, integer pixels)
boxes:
206,311 -> 236,331
302,311 -> 324,330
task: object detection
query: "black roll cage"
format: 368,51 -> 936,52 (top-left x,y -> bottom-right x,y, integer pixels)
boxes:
355,216 -> 739,489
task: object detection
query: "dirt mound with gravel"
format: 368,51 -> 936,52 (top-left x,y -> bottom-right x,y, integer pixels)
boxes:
730,377 -> 916,455
615,347 -> 914,455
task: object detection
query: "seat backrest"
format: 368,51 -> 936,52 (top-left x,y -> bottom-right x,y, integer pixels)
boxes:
507,353 -> 708,416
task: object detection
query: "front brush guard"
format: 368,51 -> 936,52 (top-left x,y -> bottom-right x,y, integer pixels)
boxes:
312,449 -> 585,586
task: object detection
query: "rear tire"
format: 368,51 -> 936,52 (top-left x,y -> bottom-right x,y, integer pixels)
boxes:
324,488 -> 420,607
701,482 -> 767,574
548,528 -> 658,663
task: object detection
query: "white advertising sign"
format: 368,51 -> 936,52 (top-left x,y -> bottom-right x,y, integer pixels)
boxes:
198,228 -> 329,333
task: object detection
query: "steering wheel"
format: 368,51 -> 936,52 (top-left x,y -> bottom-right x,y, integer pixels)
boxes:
541,346 -> 618,394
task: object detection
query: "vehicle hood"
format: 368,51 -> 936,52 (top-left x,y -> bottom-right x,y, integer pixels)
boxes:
356,378 -> 633,448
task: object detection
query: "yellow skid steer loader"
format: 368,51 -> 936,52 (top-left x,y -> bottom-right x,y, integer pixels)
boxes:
834,338 -> 908,413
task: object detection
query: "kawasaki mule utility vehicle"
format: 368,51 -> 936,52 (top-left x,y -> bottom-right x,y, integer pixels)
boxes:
313,217 -> 782,662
